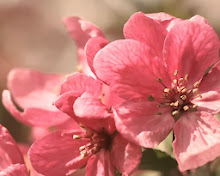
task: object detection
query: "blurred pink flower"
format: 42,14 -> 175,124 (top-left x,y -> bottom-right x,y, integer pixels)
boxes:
2,68 -> 70,127
29,73 -> 141,176
0,125 -> 29,176
93,12 -> 220,171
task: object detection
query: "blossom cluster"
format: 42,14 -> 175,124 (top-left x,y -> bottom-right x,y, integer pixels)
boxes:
1,12 -> 220,176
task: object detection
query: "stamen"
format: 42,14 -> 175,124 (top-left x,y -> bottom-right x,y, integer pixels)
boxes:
164,88 -> 170,93
192,88 -> 198,94
178,78 -> 184,84
73,135 -> 81,139
173,79 -> 177,85
181,88 -> 187,94
157,78 -> 163,82
194,81 -> 199,88
157,112 -> 162,115
174,70 -> 178,76
172,110 -> 179,116
79,145 -> 86,151
197,94 -> 202,98
77,65 -> 83,73
193,104 -> 198,109
183,105 -> 189,111
184,74 -> 189,81
180,95 -> 187,101
147,95 -> 154,101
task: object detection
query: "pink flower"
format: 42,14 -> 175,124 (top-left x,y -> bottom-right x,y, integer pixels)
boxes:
0,125 -> 29,176
63,16 -> 105,76
29,73 -> 142,176
93,12 -> 220,171
2,68 -> 70,127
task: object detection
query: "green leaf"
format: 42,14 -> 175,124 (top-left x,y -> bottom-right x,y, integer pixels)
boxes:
139,148 -> 178,172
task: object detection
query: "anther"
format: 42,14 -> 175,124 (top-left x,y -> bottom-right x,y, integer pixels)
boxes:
181,88 -> 187,94
180,95 -> 187,101
197,94 -> 202,98
73,135 -> 81,139
194,81 -> 199,88
80,151 -> 87,158
157,78 -> 163,82
147,95 -> 154,101
173,79 -> 177,85
184,74 -> 189,81
77,65 -> 83,73
193,104 -> 198,109
79,145 -> 86,151
178,78 -> 184,84
183,105 -> 189,111
163,93 -> 169,98
172,110 -> 179,116
157,112 -> 162,115
192,88 -> 198,94
164,88 -> 170,93
174,70 -> 178,76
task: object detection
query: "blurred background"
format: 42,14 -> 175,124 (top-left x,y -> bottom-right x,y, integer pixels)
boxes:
0,0 -> 219,175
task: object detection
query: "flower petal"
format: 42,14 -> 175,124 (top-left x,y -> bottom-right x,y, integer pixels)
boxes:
29,130 -> 88,176
85,36 -> 109,75
63,16 -> 104,76
124,12 -> 167,58
60,73 -> 102,97
113,100 -> 174,148
145,12 -> 182,31
192,64 -> 220,114
2,90 -> 70,127
173,111 -> 220,171
110,134 -> 142,175
86,150 -> 115,176
189,15 -> 209,24
0,164 -> 28,176
7,68 -> 64,109
74,92 -> 111,119
163,20 -> 220,86
94,39 -> 170,100
0,125 -> 24,170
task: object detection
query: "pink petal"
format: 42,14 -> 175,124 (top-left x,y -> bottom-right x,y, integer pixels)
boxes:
73,92 -> 111,119
2,90 -> 70,127
60,73 -> 102,97
124,12 -> 167,58
145,12 -> 182,31
163,20 -> 220,86
29,130 -> 88,176
0,125 -> 24,170
7,68 -> 64,109
173,111 -> 220,171
111,134 -> 142,175
86,150 -> 115,176
63,16 -> 104,76
189,15 -> 209,24
113,100 -> 174,148
85,36 -> 109,75
191,63 -> 220,114
55,91 -> 78,117
93,39 -> 170,100
0,164 -> 28,176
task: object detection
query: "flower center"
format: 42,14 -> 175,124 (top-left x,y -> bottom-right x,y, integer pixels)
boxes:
148,70 -> 202,120
73,126 -> 112,158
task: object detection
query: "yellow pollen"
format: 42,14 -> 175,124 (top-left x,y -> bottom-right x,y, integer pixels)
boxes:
73,135 -> 81,139
172,110 -> 179,116
180,95 -> 187,101
194,81 -> 199,88
174,70 -> 178,76
184,74 -> 189,81
183,105 -> 189,111
80,151 -> 87,158
157,78 -> 163,82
